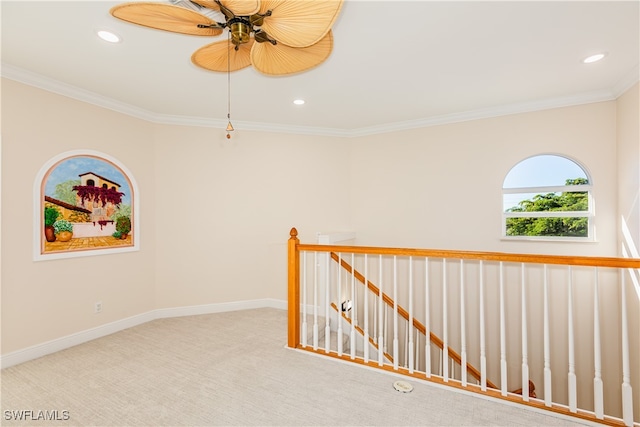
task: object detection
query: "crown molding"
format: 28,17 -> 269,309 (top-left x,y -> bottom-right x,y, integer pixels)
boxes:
1,62 -> 159,123
349,89 -> 617,137
1,62 -> 625,138
1,63 -> 350,137
156,113 -> 348,138
611,63 -> 640,98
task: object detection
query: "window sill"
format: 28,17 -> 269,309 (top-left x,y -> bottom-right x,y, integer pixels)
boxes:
501,236 -> 597,243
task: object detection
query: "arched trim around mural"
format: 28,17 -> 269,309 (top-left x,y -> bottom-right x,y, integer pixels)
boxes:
33,149 -> 140,261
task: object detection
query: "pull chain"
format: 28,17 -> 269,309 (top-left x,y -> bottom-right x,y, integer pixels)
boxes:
225,31 -> 234,139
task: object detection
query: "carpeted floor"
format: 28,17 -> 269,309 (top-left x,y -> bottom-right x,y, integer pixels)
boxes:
1,308 -> 590,426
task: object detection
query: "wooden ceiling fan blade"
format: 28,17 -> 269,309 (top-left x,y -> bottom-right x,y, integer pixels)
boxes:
192,38 -> 254,72
110,2 -> 223,36
191,0 -> 260,16
251,30 -> 333,75
258,0 -> 343,48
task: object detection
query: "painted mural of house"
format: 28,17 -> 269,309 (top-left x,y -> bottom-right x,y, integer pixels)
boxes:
77,172 -> 122,222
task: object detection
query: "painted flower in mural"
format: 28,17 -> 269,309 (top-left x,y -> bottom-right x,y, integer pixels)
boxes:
72,185 -> 125,208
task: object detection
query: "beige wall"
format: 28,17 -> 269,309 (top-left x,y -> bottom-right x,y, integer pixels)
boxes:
615,82 -> 640,420
1,78 -> 353,354
152,125 -> 352,308
617,83 -> 640,251
1,77 -> 637,419
349,101 -> 618,256
347,101 -> 630,416
1,79 -> 157,354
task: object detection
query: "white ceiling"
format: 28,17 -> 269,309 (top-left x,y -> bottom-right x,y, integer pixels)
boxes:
2,1 -> 639,136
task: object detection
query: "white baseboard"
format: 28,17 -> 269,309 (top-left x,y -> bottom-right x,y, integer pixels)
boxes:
155,298 -> 286,318
1,298 -> 287,369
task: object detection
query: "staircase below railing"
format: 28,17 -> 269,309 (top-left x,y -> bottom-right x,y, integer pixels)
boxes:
287,228 -> 640,427
328,253 -> 501,391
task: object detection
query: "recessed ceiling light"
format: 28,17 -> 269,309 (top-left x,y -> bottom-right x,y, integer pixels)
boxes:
583,53 -> 606,64
293,99 -> 305,105
97,30 -> 121,43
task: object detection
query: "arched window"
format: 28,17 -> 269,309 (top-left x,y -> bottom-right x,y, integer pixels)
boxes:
86,179 -> 95,187
102,183 -> 108,189
503,154 -> 593,240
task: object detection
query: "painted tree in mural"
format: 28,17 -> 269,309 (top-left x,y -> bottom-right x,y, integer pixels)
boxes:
112,204 -> 131,222
506,178 -> 589,237
54,180 -> 81,205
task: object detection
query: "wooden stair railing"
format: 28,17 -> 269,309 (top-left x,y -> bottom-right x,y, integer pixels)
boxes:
330,282 -> 538,398
329,302 -> 395,364
329,252 -> 501,391
288,228 -> 640,426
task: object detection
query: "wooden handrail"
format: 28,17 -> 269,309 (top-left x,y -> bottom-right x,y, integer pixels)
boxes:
297,243 -> 640,269
330,252 -> 497,389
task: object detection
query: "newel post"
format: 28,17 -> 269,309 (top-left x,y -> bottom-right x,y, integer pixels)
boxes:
287,227 -> 300,348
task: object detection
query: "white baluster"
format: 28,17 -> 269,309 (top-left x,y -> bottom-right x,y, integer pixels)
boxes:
373,295 -> 377,346
313,252 -> 319,351
521,263 -> 529,402
404,320 -> 409,369
500,262 -> 507,396
451,358 -> 455,380
480,260 -> 487,391
543,264 -> 552,406
425,257 -> 431,378
621,270 -> 634,426
337,253 -> 343,356
350,253 -> 356,360
593,268 -> 604,419
460,259 -> 467,387
302,251 -> 307,347
364,254 -> 369,363
393,256 -> 399,370
378,255 -> 384,366
443,258 -> 449,382
352,254 -> 358,327
325,253 -> 330,353
409,256 -> 414,373
568,266 -> 577,413
415,329 -> 420,373
384,305 -> 388,354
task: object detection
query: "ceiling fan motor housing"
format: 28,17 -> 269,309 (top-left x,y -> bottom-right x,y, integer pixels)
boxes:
229,17 -> 251,46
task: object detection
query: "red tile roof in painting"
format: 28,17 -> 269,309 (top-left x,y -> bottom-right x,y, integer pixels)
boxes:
78,172 -> 121,187
44,196 -> 92,214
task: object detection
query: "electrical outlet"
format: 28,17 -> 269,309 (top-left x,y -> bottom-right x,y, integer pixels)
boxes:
95,301 -> 102,314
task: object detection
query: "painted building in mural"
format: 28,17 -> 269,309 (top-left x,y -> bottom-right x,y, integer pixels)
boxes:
76,172 -> 122,222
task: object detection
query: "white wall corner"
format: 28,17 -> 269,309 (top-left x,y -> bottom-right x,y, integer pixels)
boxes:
316,231 -> 356,244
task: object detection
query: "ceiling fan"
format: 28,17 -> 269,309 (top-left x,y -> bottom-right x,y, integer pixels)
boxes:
110,0 -> 344,76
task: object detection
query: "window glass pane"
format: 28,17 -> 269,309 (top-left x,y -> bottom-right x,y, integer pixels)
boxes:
504,192 -> 542,211
504,191 -> 589,213
506,217 -> 588,237
503,155 -> 588,188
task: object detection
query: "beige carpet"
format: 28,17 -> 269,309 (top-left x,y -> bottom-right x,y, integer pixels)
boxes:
1,308 -> 588,426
